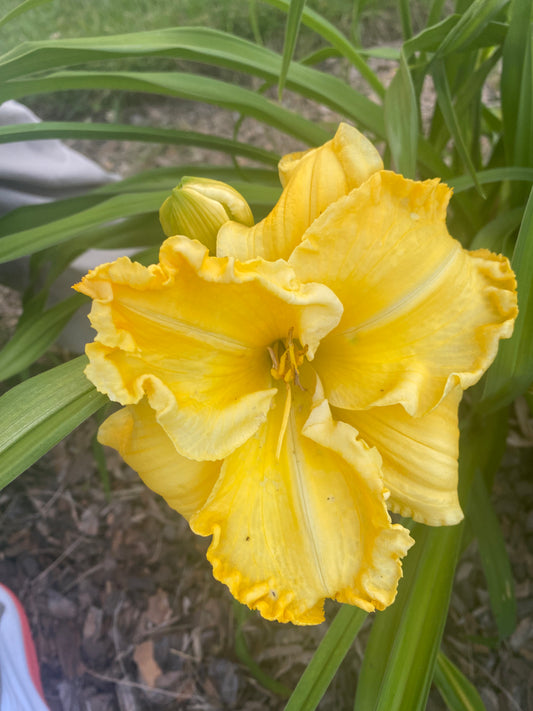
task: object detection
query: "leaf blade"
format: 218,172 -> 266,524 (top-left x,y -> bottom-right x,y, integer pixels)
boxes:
278,0 -> 306,99
285,605 -> 367,711
434,651 -> 487,711
0,357 -> 106,489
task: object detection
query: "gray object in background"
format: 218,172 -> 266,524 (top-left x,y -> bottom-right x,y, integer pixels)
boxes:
0,101 -> 140,351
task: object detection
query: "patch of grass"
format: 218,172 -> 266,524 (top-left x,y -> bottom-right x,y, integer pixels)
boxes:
0,0 -> 403,53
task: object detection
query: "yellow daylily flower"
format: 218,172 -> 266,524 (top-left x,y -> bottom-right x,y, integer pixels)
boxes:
75,123 -> 517,625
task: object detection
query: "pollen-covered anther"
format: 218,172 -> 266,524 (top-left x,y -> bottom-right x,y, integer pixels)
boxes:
267,327 -> 308,389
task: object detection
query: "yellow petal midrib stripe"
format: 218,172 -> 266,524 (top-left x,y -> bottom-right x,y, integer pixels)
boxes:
287,408 -> 329,595
119,300 -> 255,352
342,243 -> 461,335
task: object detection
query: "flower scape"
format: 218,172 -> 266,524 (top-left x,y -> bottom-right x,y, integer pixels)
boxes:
74,123 -> 517,625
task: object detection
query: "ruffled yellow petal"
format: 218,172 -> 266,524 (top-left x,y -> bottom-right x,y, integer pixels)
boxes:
216,122 -> 383,262
98,400 -> 221,519
190,369 -> 413,625
334,387 -> 463,526
75,236 -> 342,461
290,170 -> 518,415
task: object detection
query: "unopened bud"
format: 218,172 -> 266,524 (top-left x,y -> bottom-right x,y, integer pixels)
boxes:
159,177 -> 254,253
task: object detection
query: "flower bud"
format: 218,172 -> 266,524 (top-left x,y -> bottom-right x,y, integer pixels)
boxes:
159,177 -> 254,253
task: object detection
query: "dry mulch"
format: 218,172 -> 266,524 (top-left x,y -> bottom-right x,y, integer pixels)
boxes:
0,405 -> 532,711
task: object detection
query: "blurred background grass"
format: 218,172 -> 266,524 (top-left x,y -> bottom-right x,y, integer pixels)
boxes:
1,0 -> 433,122
1,0 -> 427,52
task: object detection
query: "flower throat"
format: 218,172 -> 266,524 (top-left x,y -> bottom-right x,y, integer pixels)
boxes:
267,328 -> 308,459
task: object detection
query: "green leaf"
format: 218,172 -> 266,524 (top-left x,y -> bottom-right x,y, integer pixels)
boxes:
434,651 -> 487,711
0,356 -> 106,490
469,207 -> 524,253
482,186 -> 533,409
353,411 -> 501,711
448,166 -> 533,193
403,15 -> 506,57
278,0 -> 306,99
428,0 -> 449,26
0,28 -> 384,137
0,0 -> 52,30
233,602 -> 291,698
384,50 -> 418,178
399,0 -> 413,40
0,194 -> 108,240
261,0 -> 385,97
502,0 -> 533,166
432,61 -> 484,197
469,471 -> 517,639
0,168 -> 281,272
285,605 -> 367,711
0,190 -> 169,263
0,294 -> 86,381
354,524 -> 463,711
0,122 -> 280,166
0,70 -> 329,147
432,0 -> 508,58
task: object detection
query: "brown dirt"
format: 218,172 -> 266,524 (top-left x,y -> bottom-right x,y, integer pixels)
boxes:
1,397 -> 532,711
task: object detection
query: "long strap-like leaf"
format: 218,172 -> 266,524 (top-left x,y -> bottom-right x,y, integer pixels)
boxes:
0,357 -> 106,489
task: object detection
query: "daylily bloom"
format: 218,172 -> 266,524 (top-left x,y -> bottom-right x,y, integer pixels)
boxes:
75,123 -> 517,625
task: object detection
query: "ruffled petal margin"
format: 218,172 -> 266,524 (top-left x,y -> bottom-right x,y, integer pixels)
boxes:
190,370 -> 413,625
334,387 -> 463,526
75,236 -> 342,461
98,400 -> 221,520
216,122 -> 383,262
290,170 -> 518,415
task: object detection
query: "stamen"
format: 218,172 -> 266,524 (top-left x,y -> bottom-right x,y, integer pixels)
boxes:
268,328 -> 308,386
268,328 -> 309,459
276,383 -> 292,460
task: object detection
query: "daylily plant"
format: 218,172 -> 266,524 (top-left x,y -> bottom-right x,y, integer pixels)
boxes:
75,123 -> 517,625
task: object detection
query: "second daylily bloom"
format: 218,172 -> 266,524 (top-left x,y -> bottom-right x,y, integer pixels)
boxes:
75,123 -> 517,625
